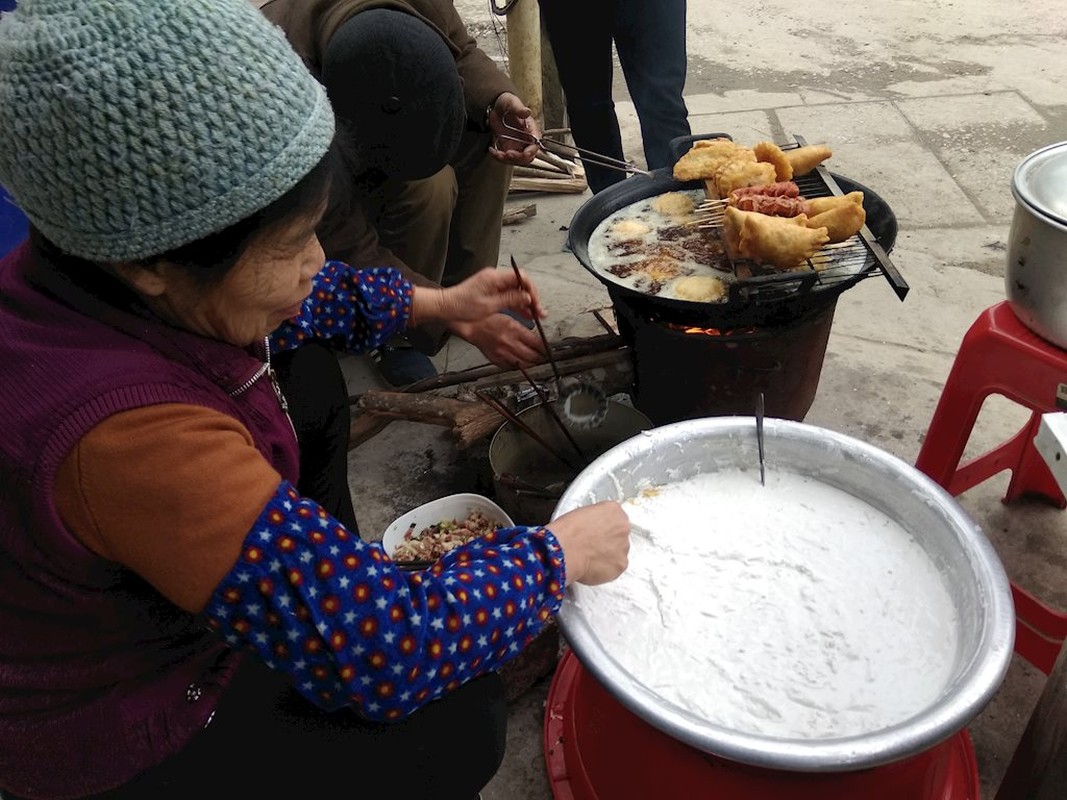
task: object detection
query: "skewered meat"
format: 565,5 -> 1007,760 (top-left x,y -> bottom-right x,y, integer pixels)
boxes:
731,193 -> 813,217
729,181 -> 801,200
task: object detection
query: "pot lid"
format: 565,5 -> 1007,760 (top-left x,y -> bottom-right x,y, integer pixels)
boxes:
1013,141 -> 1067,226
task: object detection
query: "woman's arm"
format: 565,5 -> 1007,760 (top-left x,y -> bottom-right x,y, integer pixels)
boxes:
271,261 -> 413,355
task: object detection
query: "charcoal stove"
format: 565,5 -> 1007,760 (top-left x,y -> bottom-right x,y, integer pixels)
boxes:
566,133 -> 906,424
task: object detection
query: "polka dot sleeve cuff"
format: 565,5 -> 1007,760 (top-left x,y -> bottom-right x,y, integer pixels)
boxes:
205,481 -> 567,721
271,261 -> 414,354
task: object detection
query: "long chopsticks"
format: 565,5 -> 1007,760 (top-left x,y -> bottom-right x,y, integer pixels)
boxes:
474,389 -> 581,472
517,364 -> 588,464
510,255 -> 563,392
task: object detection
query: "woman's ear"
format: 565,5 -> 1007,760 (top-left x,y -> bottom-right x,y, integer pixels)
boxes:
111,261 -> 170,297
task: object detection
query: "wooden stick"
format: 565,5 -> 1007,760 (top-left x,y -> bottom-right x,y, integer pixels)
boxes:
511,255 -> 564,392
509,175 -> 588,194
347,333 -> 625,404
502,202 -> 537,225
534,149 -> 578,175
514,165 -> 573,180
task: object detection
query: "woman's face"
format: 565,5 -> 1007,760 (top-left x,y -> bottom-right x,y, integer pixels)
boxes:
134,212 -> 325,347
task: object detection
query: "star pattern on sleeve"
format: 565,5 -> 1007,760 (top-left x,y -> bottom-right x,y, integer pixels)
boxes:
271,261 -> 414,355
205,481 -> 567,721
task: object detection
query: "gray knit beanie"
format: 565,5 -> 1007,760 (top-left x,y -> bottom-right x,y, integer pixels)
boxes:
0,0 -> 335,262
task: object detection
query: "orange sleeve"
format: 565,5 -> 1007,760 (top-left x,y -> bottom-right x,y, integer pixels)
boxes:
55,404 -> 283,614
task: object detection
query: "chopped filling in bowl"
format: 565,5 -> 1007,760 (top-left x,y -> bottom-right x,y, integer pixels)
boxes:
391,510 -> 502,564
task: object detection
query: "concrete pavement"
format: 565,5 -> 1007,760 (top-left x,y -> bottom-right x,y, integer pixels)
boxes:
345,1 -> 1067,796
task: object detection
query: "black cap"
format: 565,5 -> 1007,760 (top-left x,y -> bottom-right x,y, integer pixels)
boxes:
322,9 -> 466,181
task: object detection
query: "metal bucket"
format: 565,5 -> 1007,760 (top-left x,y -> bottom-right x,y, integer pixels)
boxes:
488,400 -> 652,525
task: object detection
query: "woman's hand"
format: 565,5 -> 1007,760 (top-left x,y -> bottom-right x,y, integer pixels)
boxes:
448,314 -> 545,368
412,266 -> 546,326
488,92 -> 540,166
548,501 -> 631,586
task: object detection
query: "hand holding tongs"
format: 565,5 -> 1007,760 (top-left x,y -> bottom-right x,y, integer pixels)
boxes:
495,116 -> 653,179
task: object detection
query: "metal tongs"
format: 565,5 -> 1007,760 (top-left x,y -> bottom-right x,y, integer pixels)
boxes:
496,117 -> 653,178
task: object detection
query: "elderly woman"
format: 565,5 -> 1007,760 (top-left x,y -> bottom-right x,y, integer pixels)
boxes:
0,2 -> 630,799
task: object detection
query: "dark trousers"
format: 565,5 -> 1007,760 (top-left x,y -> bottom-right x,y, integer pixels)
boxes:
26,659 -> 506,800
272,342 -> 360,533
539,0 -> 691,193
2,345 -> 508,800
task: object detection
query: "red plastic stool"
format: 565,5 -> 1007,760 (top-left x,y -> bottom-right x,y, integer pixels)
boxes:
915,300 -> 1067,674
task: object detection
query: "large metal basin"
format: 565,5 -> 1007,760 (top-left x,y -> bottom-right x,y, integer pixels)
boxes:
553,417 -> 1015,772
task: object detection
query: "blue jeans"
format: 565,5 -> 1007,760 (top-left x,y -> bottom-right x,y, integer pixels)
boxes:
539,0 -> 690,193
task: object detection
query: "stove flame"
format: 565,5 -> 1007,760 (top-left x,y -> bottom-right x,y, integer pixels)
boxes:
667,323 -> 761,337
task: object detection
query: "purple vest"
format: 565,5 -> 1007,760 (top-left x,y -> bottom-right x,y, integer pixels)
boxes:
0,243 -> 301,797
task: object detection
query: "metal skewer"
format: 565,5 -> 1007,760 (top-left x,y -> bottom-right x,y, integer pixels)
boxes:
756,392 -> 766,487
497,117 -> 653,178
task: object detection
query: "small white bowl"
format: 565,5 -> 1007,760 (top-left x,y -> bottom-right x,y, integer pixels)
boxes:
380,493 -> 515,563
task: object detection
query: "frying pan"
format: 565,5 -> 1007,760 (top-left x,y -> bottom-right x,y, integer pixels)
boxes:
565,134 -> 899,328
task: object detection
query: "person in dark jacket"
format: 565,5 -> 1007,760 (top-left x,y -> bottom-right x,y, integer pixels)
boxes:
258,0 -> 546,384
0,2 -> 630,798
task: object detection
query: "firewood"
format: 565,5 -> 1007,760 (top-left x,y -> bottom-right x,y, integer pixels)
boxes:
509,175 -> 587,194
502,202 -> 537,225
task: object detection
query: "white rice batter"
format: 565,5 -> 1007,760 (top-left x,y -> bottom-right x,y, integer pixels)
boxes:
570,468 -> 960,739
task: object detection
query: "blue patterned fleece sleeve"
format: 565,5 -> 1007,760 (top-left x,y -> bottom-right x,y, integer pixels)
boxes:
205,481 -> 567,721
270,261 -> 413,355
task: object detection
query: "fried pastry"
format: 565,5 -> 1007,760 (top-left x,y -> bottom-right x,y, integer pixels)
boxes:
673,139 -> 754,181
784,144 -> 832,176
713,160 -> 776,198
806,191 -> 864,216
673,275 -> 726,303
753,141 -> 794,182
652,191 -> 696,217
724,206 -> 829,269
611,219 -> 652,241
806,201 -> 866,243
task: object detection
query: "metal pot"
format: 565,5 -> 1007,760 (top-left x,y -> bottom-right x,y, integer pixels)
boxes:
552,417 -> 1015,772
488,400 -> 651,526
1007,141 -> 1067,348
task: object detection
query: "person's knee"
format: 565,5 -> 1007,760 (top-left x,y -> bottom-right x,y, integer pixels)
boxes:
392,167 -> 458,219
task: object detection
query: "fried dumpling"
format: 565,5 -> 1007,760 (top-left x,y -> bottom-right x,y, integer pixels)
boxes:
713,160 -> 776,199
724,206 -> 829,269
784,144 -> 832,176
673,275 -> 726,303
806,191 -> 864,216
753,141 -> 794,182
611,219 -> 652,241
652,191 -> 696,217
806,201 -> 866,243
674,139 -> 754,181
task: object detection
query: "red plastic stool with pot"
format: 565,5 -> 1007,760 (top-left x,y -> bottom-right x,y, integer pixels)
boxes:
915,141 -> 1067,677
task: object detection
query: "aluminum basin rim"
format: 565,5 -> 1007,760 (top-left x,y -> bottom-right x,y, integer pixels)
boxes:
553,417 -> 1016,772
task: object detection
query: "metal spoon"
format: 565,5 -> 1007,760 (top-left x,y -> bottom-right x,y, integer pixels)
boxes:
756,392 -> 766,487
